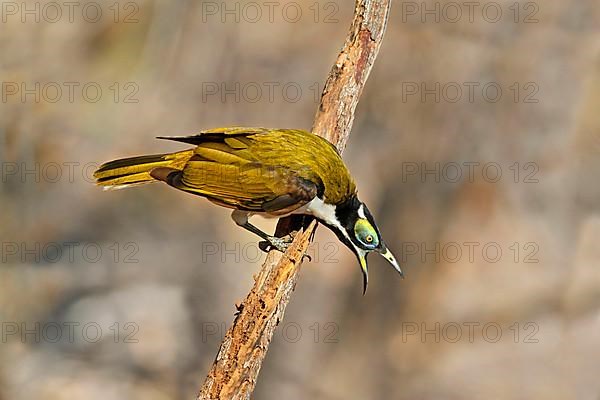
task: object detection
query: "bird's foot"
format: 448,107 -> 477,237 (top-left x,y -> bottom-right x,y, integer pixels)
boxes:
258,233 -> 312,262
258,234 -> 294,253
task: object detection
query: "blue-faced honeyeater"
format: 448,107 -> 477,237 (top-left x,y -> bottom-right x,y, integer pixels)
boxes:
94,127 -> 403,292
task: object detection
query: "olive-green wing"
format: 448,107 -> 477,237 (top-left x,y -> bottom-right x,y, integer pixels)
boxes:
174,161 -> 318,214
158,128 -> 319,214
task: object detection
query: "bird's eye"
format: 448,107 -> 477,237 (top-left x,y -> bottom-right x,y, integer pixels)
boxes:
354,219 -> 379,249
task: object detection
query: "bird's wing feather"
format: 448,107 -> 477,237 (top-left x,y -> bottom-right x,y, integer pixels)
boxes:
173,161 -> 317,213
156,127 -> 270,146
163,129 -> 319,214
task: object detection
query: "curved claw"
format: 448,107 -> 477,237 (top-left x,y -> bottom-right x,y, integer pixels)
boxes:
258,240 -> 271,253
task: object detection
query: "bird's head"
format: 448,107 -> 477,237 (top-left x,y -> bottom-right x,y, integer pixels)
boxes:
326,195 -> 403,293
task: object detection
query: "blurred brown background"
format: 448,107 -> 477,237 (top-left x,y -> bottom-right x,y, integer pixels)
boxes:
1,0 -> 599,399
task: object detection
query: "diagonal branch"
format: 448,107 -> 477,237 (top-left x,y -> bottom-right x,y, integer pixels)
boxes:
198,1 -> 392,399
312,0 -> 392,149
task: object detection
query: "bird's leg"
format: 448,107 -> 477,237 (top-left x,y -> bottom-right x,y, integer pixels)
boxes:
231,210 -> 293,253
243,222 -> 294,253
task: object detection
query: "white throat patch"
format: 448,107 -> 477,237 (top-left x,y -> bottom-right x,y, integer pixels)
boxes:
297,197 -> 365,257
295,197 -> 352,242
301,197 -> 338,225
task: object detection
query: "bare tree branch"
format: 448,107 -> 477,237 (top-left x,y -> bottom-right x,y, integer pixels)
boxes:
198,1 -> 392,399
313,0 -> 392,149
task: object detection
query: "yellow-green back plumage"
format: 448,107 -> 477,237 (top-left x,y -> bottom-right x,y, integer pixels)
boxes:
94,127 -> 356,212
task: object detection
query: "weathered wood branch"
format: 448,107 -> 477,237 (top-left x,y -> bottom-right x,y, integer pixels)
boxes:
313,0 -> 392,149
198,1 -> 392,399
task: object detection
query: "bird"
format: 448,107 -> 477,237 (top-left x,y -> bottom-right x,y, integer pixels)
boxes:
94,127 -> 403,292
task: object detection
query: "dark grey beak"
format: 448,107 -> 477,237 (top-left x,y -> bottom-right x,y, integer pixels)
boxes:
378,245 -> 404,278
